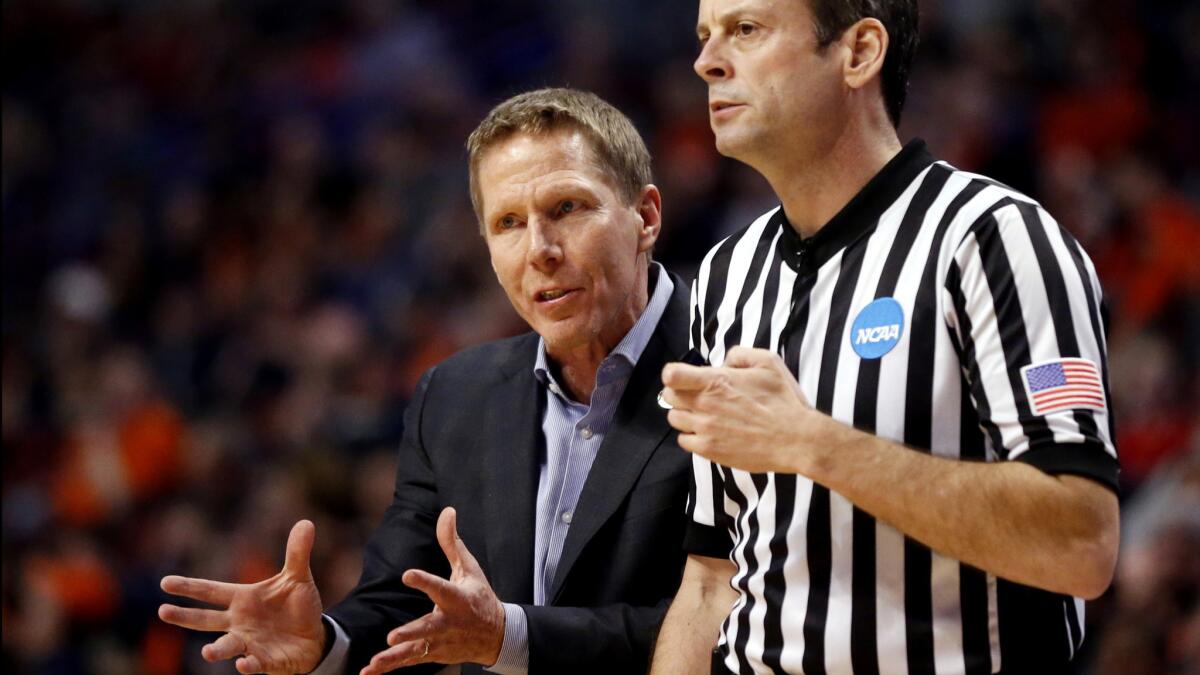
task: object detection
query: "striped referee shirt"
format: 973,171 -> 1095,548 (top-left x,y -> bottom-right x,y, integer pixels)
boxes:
684,140 -> 1119,674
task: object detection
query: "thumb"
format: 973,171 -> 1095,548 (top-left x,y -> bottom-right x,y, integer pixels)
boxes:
283,519 -> 316,580
436,507 -> 461,570
436,507 -> 484,578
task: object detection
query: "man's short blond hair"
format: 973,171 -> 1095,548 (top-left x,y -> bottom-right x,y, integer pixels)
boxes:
466,88 -> 653,228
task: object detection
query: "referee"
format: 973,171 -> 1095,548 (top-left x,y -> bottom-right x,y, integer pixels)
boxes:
650,1 -> 1118,674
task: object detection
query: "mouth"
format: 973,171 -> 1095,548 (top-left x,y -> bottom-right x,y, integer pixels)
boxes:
534,288 -> 581,304
709,100 -> 744,114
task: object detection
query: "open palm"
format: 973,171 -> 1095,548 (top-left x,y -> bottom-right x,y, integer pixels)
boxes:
159,520 -> 326,675
359,507 -> 506,674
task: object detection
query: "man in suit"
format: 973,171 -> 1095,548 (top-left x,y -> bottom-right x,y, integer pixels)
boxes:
158,88 -> 692,674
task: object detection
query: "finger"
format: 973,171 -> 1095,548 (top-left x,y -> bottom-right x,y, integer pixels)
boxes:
160,575 -> 236,606
446,518 -> 484,578
677,432 -> 713,460
158,604 -> 230,632
435,507 -> 459,570
661,362 -> 714,392
361,641 -> 428,675
235,654 -> 264,674
726,347 -> 797,388
283,519 -> 316,580
402,568 -> 456,606
723,345 -> 775,369
663,367 -> 741,412
456,540 -> 485,578
658,387 -> 695,412
386,612 -> 437,645
201,632 -> 246,662
666,408 -> 702,435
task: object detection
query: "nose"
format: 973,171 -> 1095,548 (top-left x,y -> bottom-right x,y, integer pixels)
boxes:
527,218 -> 562,271
694,39 -> 729,82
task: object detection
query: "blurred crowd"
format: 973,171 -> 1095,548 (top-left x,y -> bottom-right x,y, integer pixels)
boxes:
3,1 -> 1197,673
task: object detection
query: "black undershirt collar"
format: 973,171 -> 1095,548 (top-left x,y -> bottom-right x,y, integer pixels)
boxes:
777,138 -> 936,273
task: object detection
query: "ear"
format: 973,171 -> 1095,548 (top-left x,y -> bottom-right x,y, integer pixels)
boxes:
842,18 -> 888,91
634,184 -> 663,254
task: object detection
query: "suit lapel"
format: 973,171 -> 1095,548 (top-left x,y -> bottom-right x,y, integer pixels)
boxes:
481,339 -> 541,605
548,275 -> 689,602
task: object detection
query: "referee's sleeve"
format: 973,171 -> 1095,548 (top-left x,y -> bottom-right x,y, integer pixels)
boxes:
685,455 -> 733,558
943,201 -> 1118,492
683,277 -> 734,557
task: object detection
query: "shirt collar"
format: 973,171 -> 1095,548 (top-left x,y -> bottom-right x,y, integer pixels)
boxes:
778,138 -> 936,272
534,262 -> 674,395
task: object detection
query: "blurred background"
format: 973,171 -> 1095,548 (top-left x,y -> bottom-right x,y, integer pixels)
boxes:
3,0 -> 1198,673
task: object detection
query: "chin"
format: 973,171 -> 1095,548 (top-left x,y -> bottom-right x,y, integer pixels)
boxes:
712,131 -> 751,160
720,131 -> 778,169
539,324 -> 591,354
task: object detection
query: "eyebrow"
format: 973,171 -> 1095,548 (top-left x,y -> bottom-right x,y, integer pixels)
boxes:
481,192 -> 524,226
484,179 -> 600,220
697,1 -> 763,34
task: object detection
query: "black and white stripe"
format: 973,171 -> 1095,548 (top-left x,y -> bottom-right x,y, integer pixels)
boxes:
683,141 -> 1118,674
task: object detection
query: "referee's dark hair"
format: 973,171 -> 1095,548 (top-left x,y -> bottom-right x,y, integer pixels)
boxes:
466,87 -> 653,233
809,0 -> 919,128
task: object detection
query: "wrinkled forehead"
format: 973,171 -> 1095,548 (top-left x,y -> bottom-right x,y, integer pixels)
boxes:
477,127 -> 603,175
476,130 -> 614,203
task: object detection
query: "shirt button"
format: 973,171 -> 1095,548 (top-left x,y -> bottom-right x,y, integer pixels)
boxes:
561,512 -> 573,524
579,426 -> 593,439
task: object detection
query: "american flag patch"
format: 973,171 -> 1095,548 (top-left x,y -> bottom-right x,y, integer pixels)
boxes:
1020,358 -> 1106,415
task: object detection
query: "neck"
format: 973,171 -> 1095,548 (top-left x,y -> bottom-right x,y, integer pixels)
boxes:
759,124 -> 902,239
546,266 -> 651,404
552,353 -> 605,405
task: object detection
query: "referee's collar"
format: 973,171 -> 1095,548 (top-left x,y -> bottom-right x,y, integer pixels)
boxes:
778,138 -> 935,272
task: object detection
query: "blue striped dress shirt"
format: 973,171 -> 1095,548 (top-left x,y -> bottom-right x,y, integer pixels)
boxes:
490,263 -> 673,674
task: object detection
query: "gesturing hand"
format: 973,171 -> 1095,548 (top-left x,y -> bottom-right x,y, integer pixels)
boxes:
159,520 -> 326,675
360,507 -> 505,675
661,345 -> 831,474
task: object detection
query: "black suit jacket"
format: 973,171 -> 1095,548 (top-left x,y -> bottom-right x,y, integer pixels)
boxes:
328,272 -> 692,673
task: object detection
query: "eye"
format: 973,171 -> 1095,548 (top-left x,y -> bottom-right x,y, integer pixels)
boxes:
558,200 -> 578,215
497,215 -> 520,230
735,22 -> 757,37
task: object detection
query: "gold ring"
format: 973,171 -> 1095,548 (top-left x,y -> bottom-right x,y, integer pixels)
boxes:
422,639 -> 430,658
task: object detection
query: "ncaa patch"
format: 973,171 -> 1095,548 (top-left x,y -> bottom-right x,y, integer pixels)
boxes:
850,297 -> 905,359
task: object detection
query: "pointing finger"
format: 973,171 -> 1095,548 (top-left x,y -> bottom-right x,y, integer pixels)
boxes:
201,632 -> 246,662
160,575 -> 236,606
158,604 -> 230,632
283,519 -> 316,580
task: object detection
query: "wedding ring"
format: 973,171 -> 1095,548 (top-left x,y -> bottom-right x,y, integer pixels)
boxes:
657,389 -> 672,410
